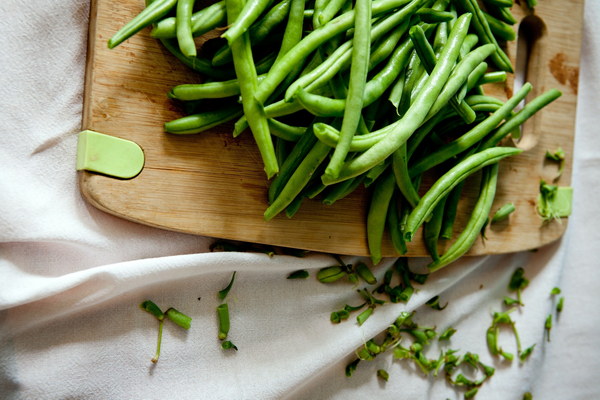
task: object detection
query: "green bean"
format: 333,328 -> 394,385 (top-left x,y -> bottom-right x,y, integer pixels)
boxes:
168,75 -> 267,100
317,0 -> 349,27
387,193 -> 408,255
324,0 -> 372,180
367,170 -> 396,265
364,159 -> 392,188
454,0 -> 513,72
158,38 -> 236,80
321,13 -> 472,186
484,11 -> 516,42
275,0 -> 306,62
226,0 -> 278,179
393,143 -> 421,207
176,0 -> 197,57
322,176 -> 365,205
416,8 -> 455,23
264,141 -> 331,220
423,195 -> 447,261
433,21 -> 449,53
478,71 -> 507,85
150,1 -> 227,39
212,0 -> 291,66
255,0 -> 419,104
482,0 -> 513,7
491,202 -> 515,223
108,0 -> 177,49
409,82 -> 532,177
222,0 -> 275,44
369,21 -> 408,71
234,99 -> 305,136
296,38 -> 414,117
409,24 -> 476,124
404,147 -> 520,241
285,4 -> 418,102
428,164 -> 499,272
479,89 -> 563,149
164,104 -> 243,134
268,121 -> 318,203
423,44 -> 496,121
439,180 -> 465,239
267,118 -> 306,141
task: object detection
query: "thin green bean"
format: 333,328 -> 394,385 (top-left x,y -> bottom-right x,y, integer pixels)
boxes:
428,164 -> 499,272
367,170 -> 396,265
404,147 -> 520,241
150,1 -> 226,39
222,0 -> 275,44
176,0 -> 196,57
108,0 -> 177,48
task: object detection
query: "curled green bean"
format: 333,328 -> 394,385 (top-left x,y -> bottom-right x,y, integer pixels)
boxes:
404,147 -> 521,241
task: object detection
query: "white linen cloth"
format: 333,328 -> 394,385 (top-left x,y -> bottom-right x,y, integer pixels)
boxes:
1,1 -> 599,399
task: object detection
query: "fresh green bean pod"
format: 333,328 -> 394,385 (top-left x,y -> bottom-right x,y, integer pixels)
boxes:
454,0 -> 513,72
267,119 -> 306,141
264,141 -> 331,220
367,171 -> 395,265
108,0 -> 178,49
169,75 -> 266,100
409,82 -> 532,177
256,0 -> 421,103
176,0 -> 197,57
423,195 -> 447,261
428,164 -> 499,272
491,202 -> 515,223
150,1 -> 226,39
226,0 -> 278,179
404,147 -> 520,241
479,89 -> 563,149
217,303 -> 230,340
212,0 -> 291,66
392,144 -> 420,208
321,13 -> 473,186
164,104 -> 243,134
483,11 -> 516,42
222,0 -> 275,44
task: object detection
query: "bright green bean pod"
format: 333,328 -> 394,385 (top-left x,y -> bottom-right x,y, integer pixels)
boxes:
158,38 -> 236,80
482,0 -> 513,7
439,179 -> 465,240
255,0 -> 418,103
317,0 -> 348,27
409,24 -> 476,124
264,141 -> 331,220
275,0 -> 306,62
222,0 -> 275,44
324,0 -> 372,180
267,119 -> 306,141
409,82 -> 532,177
176,0 -> 196,57
151,1 -> 226,39
428,164 -> 499,272
491,202 -> 515,223
168,75 -> 267,100
164,104 -> 243,134
484,11 -> 516,42
108,0 -> 177,49
212,0 -> 291,66
367,171 -> 396,265
423,196 -> 446,261
404,147 -> 520,241
479,89 -> 562,149
387,193 -> 407,255
226,0 -> 279,179
392,144 -> 420,207
321,12 -> 473,186
454,0 -> 513,72
322,176 -> 365,205
296,38 -> 413,117
416,8 -> 455,23
478,71 -> 507,85
268,122 -> 318,203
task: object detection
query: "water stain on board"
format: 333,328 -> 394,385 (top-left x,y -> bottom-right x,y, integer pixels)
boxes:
548,53 -> 579,94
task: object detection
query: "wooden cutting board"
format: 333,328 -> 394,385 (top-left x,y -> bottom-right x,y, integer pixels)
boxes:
80,0 -> 583,257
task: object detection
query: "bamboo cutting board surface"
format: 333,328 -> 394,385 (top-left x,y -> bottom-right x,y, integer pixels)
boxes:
80,0 -> 583,257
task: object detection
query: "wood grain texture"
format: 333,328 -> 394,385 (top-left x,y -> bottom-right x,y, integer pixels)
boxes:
80,0 -> 583,257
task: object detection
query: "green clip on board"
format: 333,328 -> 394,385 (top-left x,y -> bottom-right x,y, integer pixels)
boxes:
76,130 -> 145,179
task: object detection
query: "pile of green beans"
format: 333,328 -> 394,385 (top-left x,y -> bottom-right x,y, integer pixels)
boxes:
109,0 -> 560,271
